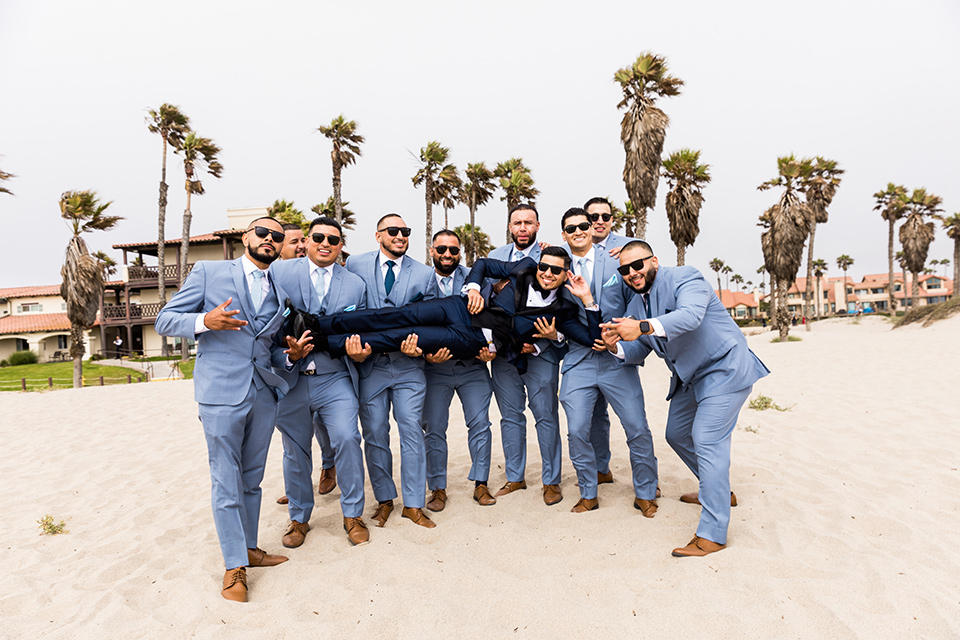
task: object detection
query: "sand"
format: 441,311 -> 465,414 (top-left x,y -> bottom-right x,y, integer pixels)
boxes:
1,315 -> 958,639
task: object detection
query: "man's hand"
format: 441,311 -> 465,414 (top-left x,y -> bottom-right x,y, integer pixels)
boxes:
204,297 -> 248,331
467,289 -> 485,314
345,335 -> 372,362
424,347 -> 453,364
591,338 -> 607,352
600,317 -> 649,341
532,316 -> 558,341
284,330 -> 314,362
491,278 -> 510,295
564,272 -> 595,306
400,333 -> 423,357
520,343 -> 536,355
538,241 -> 549,252
601,328 -> 621,353
608,245 -> 623,259
475,346 -> 496,362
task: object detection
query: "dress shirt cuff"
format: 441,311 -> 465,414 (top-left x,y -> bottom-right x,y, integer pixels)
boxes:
553,331 -> 566,346
463,283 -> 481,293
613,343 -> 626,359
584,303 -> 599,311
481,328 -> 496,353
649,317 -> 666,337
194,313 -> 208,335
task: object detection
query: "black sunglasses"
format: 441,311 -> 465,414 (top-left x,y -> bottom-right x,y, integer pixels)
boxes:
537,262 -> 565,276
378,226 -> 412,237
433,245 -> 460,256
588,213 -> 613,222
311,232 -> 342,246
249,226 -> 285,243
563,221 -> 592,235
617,255 -> 655,276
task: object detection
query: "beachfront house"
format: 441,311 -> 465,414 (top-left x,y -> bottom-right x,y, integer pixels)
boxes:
714,289 -> 761,319
0,284 -> 100,363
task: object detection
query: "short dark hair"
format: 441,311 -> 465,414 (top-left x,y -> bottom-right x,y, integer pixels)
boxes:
308,216 -> 342,235
508,203 -> 539,223
432,229 -> 460,243
583,196 -> 612,211
377,213 -> 404,229
621,240 -> 654,256
541,245 -> 572,269
560,207 -> 589,228
281,222 -> 302,232
247,216 -> 281,230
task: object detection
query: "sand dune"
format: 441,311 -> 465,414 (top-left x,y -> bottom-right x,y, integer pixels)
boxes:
1,315 -> 958,638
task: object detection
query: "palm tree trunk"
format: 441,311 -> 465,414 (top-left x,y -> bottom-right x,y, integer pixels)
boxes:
777,279 -> 789,342
158,138 -> 170,357
911,270 -> 920,309
804,223 -> 816,331
635,207 -> 648,241
444,205 -> 449,230
954,239 -> 959,300
677,244 -> 685,266
70,325 -> 85,388
715,273 -> 722,298
625,217 -> 635,239
468,197 -> 477,267
887,219 -> 896,315
505,200 -> 513,246
770,284 -> 778,328
332,162 -> 343,223
841,268 -> 848,313
180,188 -> 192,362
424,181 -> 433,263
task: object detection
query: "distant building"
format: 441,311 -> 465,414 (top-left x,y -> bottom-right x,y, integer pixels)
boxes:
713,289 -> 761,319
0,284 -> 83,362
768,273 -> 953,316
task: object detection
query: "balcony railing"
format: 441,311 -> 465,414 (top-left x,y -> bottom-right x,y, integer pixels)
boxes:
128,263 -> 194,283
101,302 -> 163,324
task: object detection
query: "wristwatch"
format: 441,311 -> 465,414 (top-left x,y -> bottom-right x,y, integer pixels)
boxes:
639,320 -> 651,334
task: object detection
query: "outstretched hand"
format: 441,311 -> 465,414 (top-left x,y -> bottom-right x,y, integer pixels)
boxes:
425,347 -> 453,364
564,272 -> 594,306
401,333 -> 423,358
204,297 -> 248,331
532,316 -> 558,341
475,346 -> 496,362
345,335 -> 372,362
284,330 -> 314,362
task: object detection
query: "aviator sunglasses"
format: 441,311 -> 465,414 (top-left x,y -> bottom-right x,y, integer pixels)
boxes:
249,226 -> 285,243
537,262 -> 565,275
433,245 -> 460,255
311,232 -> 342,245
563,221 -> 592,234
588,212 -> 613,222
617,255 -> 655,276
378,226 -> 412,237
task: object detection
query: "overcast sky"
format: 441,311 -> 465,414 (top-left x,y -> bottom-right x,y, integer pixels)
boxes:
2,0 -> 958,289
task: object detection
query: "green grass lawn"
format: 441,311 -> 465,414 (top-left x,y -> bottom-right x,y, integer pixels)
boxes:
0,361 -> 149,391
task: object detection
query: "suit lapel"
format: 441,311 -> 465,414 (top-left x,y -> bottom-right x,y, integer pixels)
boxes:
373,255 -> 387,305
323,264 -> 345,313
298,259 -> 317,314
230,259 -> 256,322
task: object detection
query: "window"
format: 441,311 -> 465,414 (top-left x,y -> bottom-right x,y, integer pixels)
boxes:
871,288 -> 884,294
16,302 -> 42,313
926,278 -> 941,289
894,284 -> 902,292
57,335 -> 68,349
15,338 -> 29,351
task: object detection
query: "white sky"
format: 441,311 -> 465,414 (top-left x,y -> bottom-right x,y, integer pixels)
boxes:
1,0 -> 958,289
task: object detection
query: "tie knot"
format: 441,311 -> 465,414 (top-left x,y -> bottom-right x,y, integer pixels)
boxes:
386,260 -> 396,268
253,270 -> 264,281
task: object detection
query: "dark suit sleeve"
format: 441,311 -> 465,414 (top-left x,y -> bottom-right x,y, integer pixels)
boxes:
556,307 -> 602,348
465,257 -> 535,287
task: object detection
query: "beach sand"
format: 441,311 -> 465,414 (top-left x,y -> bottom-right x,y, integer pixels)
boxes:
1,315 -> 958,639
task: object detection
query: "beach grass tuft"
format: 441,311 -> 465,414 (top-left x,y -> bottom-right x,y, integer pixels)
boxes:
770,335 -> 802,343
37,515 -> 69,536
896,296 -> 960,328
749,394 -> 791,412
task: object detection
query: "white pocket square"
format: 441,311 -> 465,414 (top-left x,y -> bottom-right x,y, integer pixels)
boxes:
602,275 -> 619,288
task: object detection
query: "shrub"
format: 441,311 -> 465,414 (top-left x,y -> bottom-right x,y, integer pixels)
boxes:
8,350 -> 38,366
0,359 -> 7,367
89,353 -> 104,361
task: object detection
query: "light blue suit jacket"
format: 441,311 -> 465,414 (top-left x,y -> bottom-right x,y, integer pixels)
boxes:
268,258 -> 366,392
620,266 -> 770,401
155,258 -> 289,406
344,250 -> 439,376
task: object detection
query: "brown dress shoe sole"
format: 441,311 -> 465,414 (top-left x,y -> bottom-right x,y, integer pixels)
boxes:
276,495 -> 289,505
672,536 -> 726,557
679,492 -> 738,507
401,507 -> 437,528
571,498 -> 599,513
494,481 -> 527,497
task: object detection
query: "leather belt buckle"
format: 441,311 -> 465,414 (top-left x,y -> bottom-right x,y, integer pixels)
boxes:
300,369 -> 316,376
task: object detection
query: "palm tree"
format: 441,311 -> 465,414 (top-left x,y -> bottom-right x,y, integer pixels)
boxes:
177,132 -> 223,360
661,149 -> 710,265
731,274 -> 743,292
147,104 -> 190,356
92,251 -> 118,279
318,115 -> 364,224
614,52 -> 683,239
435,163 -> 461,230
709,258 -> 725,296
267,199 -> 307,231
311,196 -> 357,248
0,164 -> 14,195
412,141 -> 450,262
458,162 -> 497,266
942,214 -> 960,298
453,223 -> 495,264
872,183 -> 908,314
610,201 -> 629,233
59,191 -> 123,387
811,258 -> 828,318
801,157 -> 844,327
835,254 -> 854,313
721,265 -> 732,292
495,158 -> 539,244
899,188 -> 942,310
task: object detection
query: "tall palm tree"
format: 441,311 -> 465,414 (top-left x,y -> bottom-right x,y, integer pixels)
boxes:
835,254 -> 854,313
412,141 -> 450,262
453,223 -> 494,264
610,200 -> 629,233
177,132 -> 223,360
709,258 -> 725,296
731,274 -> 743,291
458,162 -> 497,265
899,188 -> 942,310
721,265 -> 733,292
60,191 -> 123,387
811,258 -> 828,318
661,148 -> 710,265
311,196 -> 357,248
801,157 -> 844,328
147,104 -> 190,357
267,198 -> 307,231
872,183 -> 908,314
614,52 -> 684,239
942,213 -> 960,298
318,115 -> 364,224
0,164 -> 14,195
435,163 -> 461,229
494,157 -> 539,244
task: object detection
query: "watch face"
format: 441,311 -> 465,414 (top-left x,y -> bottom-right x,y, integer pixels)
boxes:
640,320 -> 651,334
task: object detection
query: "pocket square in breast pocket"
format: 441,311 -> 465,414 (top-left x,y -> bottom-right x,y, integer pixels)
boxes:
342,304 -> 357,312
602,275 -> 619,288
408,292 -> 424,304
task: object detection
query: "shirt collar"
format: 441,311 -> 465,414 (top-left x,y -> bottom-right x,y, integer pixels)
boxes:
512,244 -> 534,260
379,251 -> 404,270
241,254 -> 268,277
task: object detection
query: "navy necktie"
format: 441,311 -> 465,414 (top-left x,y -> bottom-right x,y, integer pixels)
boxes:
642,293 -> 651,317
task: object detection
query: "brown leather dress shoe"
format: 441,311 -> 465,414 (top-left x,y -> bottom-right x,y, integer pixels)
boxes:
656,484 -> 662,498
679,491 -> 738,507
401,507 -> 436,528
282,520 -> 310,548
247,547 -> 289,567
633,498 -> 658,518
276,495 -> 289,505
372,500 -> 394,528
222,567 -> 247,602
495,480 -> 527,497
597,471 -> 614,484
343,517 -> 370,545
672,536 -> 726,557
426,488 -> 447,512
317,467 -> 337,495
571,497 -> 599,513
473,484 -> 497,506
542,484 -> 563,506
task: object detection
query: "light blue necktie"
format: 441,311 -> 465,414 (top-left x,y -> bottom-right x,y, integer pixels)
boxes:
251,270 -> 264,311
578,257 -> 591,290
441,276 -> 452,297
314,267 -> 327,305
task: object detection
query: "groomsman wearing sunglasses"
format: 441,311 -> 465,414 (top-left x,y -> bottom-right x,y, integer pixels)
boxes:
155,217 -> 309,602
269,216 -> 371,548
601,241 -> 769,557
343,214 -> 441,529
557,208 -> 659,515
418,230 -> 497,512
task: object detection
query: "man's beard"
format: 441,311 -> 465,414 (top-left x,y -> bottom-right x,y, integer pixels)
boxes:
381,241 -> 407,258
512,231 -> 537,250
627,266 -> 658,294
433,257 -> 459,275
249,244 -> 279,265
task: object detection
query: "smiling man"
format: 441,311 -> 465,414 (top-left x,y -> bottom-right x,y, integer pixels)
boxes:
280,222 -> 307,260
